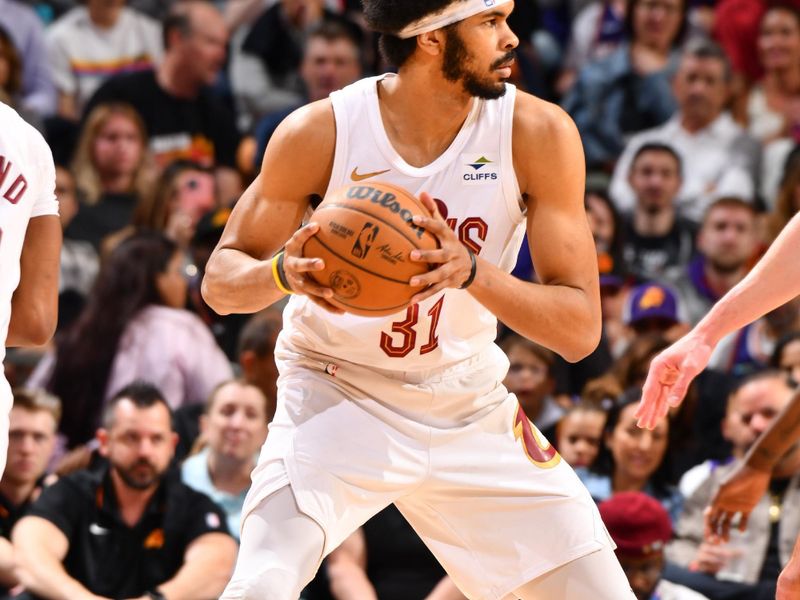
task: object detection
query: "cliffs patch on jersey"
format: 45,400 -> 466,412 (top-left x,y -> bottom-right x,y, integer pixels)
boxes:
461,154 -> 499,186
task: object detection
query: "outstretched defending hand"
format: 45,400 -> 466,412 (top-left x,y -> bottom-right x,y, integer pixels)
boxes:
704,463 -> 770,543
635,332 -> 714,430
408,193 -> 476,305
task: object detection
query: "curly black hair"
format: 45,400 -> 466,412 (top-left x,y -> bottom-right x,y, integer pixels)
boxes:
362,0 -> 459,67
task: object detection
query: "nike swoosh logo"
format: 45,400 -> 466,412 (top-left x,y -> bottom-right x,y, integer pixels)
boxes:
89,523 -> 110,535
350,167 -> 390,182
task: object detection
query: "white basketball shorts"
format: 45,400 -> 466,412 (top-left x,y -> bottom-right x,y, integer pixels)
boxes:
242,342 -> 613,600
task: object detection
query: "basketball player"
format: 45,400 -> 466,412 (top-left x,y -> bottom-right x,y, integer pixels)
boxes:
0,102 -> 62,478
203,1 -> 634,598
637,213 -> 800,600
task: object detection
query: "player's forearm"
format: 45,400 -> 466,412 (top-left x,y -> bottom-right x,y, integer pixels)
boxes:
694,212 -> 800,347
469,259 -> 601,362
745,387 -> 800,472
202,248 -> 286,315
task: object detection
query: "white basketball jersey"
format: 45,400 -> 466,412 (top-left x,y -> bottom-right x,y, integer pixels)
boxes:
280,75 -> 526,371
0,103 -> 59,380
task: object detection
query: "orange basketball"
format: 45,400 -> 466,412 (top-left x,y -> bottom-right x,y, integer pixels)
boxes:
302,181 -> 439,317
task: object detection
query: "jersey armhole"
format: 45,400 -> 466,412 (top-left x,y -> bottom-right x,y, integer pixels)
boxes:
323,90 -> 350,200
500,85 -> 525,224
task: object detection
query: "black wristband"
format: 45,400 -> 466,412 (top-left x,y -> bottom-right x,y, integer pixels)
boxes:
146,591 -> 166,600
276,252 -> 293,293
459,249 -> 477,289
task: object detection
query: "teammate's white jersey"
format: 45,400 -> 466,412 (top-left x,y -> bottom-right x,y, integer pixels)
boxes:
281,75 -> 527,371
0,103 -> 59,376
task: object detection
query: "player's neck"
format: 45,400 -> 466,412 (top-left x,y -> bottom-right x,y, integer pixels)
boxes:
377,71 -> 475,168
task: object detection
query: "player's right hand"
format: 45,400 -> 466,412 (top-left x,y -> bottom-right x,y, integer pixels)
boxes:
704,463 -> 770,543
282,222 -> 344,315
635,332 -> 714,430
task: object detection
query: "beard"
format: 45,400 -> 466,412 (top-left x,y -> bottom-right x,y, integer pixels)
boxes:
441,27 -> 513,100
113,458 -> 163,491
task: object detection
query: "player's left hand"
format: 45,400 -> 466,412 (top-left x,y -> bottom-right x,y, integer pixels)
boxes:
704,463 -> 771,543
408,193 -> 475,304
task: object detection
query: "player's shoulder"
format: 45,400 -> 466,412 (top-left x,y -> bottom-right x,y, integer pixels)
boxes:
266,99 -> 336,162
511,90 -> 581,145
0,102 -> 51,158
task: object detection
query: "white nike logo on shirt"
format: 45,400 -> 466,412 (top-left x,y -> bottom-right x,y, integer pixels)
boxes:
89,523 -> 109,535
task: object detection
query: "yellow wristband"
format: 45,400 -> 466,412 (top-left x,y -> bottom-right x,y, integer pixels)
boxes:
271,252 -> 293,295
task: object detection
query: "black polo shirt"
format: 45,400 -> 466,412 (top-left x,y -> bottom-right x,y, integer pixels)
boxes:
25,467 -> 230,599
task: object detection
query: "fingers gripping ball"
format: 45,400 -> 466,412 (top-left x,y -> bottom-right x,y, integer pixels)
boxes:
302,181 -> 439,317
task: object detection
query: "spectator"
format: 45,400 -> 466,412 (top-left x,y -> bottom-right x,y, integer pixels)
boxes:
765,148 -> 800,241
181,379 -> 268,539
12,382 -> 237,600
0,25 -> 42,130
600,491 -> 709,600
666,371 -> 800,599
231,0 -> 362,128
250,19 -> 363,169
0,0 -> 56,117
85,0 -> 242,204
578,387 -> 683,523
555,401 -> 607,469
611,39 -> 760,223
706,294 -> 800,377
321,505 -> 466,600
0,389 -> 60,595
562,0 -> 688,169
30,231 -> 233,451
622,282 -> 690,343
619,143 -> 698,282
45,0 -> 163,120
499,332 -> 562,438
667,198 -> 759,325
53,165 -> 99,330
771,330 -> 800,384
237,310 -> 282,423
66,102 -> 152,250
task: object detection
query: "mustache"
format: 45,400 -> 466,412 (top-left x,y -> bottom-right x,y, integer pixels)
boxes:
492,51 -> 517,70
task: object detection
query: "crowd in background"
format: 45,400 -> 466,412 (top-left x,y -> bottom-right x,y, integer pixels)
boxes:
2,0 -> 800,598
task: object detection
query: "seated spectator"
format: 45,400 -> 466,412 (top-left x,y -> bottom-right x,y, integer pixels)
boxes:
0,389 -> 60,596
250,19 -> 363,170
45,0 -> 163,120
600,491 -> 709,600
622,282 -> 690,344
737,5 -> 800,205
12,382 -> 237,600
320,504 -> 466,600
611,39 -> 760,222
237,310 -> 282,423
619,143 -> 698,282
181,379 -> 268,539
562,0 -> 687,170
499,333 -> 562,438
66,101 -> 153,250
706,294 -> 800,377
84,0 -> 242,204
231,0 -> 362,128
556,0 -> 627,96
578,387 -> 683,523
765,147 -> 800,242
665,371 -> 800,599
29,231 -> 233,451
0,0 -> 56,117
771,331 -> 800,384
666,198 -> 759,325
53,165 -> 99,329
555,401 -> 607,469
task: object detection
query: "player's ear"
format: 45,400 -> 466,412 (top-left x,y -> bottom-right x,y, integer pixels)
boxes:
417,29 -> 445,56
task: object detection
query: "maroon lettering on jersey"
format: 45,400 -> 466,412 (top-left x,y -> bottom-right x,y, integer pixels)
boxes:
0,156 -> 27,205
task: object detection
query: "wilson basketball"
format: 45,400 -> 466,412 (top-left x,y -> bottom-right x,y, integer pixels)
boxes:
302,181 -> 439,317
